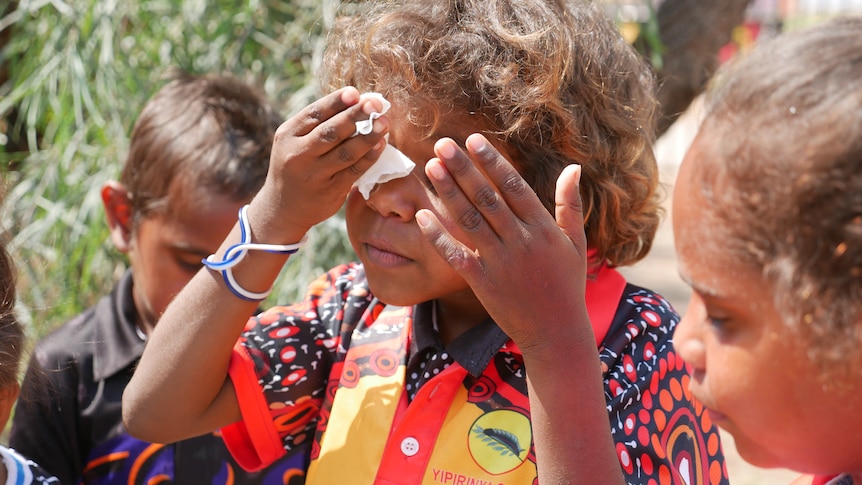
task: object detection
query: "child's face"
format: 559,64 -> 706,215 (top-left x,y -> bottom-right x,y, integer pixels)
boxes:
128,189 -> 245,333
671,136 -> 862,475
344,113 -> 495,312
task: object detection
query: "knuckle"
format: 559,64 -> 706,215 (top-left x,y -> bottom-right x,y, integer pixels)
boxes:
443,246 -> 470,271
473,186 -> 499,212
499,174 -> 529,198
306,104 -> 324,122
319,124 -> 340,144
457,207 -> 484,232
571,194 -> 584,213
336,144 -> 355,163
273,123 -> 292,144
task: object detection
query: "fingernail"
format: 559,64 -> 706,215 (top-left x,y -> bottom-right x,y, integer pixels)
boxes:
572,164 -> 582,184
466,134 -> 487,153
415,210 -> 431,228
426,159 -> 446,181
436,139 -> 456,159
363,100 -> 379,115
342,87 -> 359,104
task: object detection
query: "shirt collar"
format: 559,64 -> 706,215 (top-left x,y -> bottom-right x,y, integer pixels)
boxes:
411,301 -> 510,377
92,270 -> 146,381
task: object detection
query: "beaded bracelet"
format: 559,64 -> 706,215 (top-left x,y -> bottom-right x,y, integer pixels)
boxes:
202,204 -> 307,301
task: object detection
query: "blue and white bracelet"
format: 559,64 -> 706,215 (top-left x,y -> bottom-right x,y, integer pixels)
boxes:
202,204 -> 307,301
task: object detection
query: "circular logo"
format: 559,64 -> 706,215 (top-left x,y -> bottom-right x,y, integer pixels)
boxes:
467,409 -> 532,475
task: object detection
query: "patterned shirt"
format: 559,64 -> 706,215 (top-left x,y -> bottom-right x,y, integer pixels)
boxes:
223,263 -> 730,484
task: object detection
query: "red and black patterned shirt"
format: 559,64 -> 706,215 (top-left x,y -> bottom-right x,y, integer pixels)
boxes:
223,263 -> 730,484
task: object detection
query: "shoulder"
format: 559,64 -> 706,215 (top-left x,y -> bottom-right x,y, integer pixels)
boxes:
31,307 -> 98,365
32,275 -> 135,367
599,283 -> 688,408
603,283 -> 680,349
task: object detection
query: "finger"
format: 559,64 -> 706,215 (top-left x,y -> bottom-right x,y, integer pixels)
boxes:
285,87 -> 387,140
463,134 -> 548,226
415,209 -> 483,277
332,121 -> 389,185
286,87 -> 360,137
555,164 -> 588,257
428,141 -> 507,246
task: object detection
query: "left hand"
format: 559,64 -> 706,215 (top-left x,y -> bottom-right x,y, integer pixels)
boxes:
415,134 -> 593,352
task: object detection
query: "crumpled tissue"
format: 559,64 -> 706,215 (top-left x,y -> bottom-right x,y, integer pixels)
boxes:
352,93 -> 415,199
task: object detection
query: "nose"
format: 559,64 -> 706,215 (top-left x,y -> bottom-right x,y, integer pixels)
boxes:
674,293 -> 707,373
364,175 -> 419,222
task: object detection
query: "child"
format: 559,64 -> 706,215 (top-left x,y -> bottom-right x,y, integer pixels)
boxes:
0,228 -> 58,484
670,15 -> 862,485
124,1 -> 730,483
8,70 -> 308,484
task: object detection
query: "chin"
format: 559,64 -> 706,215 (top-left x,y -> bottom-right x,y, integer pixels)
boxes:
731,433 -> 804,472
365,277 -> 420,307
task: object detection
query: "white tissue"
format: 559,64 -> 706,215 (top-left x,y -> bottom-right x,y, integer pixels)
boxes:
352,93 -> 416,199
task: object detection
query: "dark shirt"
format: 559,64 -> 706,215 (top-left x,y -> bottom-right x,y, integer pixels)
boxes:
9,271 -> 306,485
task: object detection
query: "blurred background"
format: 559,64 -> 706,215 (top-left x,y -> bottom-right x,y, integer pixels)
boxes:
2,1 -> 861,481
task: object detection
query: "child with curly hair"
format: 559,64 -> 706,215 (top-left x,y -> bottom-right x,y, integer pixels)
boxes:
125,1 -> 729,482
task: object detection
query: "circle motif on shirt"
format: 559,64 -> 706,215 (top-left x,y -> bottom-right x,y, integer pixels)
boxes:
467,409 -> 532,475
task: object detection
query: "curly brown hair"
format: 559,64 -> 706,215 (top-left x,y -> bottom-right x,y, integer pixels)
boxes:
323,0 -> 660,267
694,16 -> 862,359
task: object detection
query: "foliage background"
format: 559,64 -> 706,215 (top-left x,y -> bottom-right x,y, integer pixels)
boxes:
0,0 -> 757,342
0,0 -> 350,339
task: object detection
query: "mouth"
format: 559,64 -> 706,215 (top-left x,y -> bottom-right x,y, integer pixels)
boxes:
687,383 -> 727,424
703,406 -> 727,424
363,242 -> 412,267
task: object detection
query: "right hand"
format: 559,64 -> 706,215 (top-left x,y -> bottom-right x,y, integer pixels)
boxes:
256,87 -> 389,241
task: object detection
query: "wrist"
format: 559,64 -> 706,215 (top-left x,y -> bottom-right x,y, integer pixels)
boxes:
516,310 -> 597,364
202,205 -> 307,301
245,195 -> 311,246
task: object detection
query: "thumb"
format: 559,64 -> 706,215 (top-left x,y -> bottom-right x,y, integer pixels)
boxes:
555,164 -> 588,255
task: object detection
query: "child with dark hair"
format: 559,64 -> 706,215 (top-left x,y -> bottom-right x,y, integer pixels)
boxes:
672,15 -> 862,485
8,70 -> 306,484
124,1 -> 729,483
0,227 -> 58,484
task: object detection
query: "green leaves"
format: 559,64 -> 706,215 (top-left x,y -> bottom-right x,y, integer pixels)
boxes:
1,0 -> 351,337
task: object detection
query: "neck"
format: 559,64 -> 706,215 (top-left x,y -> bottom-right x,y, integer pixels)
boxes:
434,290 -> 489,346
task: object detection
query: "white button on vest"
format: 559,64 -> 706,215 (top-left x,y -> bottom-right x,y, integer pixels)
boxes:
400,437 -> 420,456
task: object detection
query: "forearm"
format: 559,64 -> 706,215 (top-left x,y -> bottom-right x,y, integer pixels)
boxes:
124,199 -> 304,443
522,313 -> 625,485
125,89 -> 388,443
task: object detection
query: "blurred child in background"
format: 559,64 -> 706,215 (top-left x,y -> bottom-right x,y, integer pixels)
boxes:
672,15 -> 862,485
9,70 -> 306,484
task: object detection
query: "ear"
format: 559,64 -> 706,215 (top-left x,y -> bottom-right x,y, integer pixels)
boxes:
102,181 -> 134,253
0,382 -> 19,434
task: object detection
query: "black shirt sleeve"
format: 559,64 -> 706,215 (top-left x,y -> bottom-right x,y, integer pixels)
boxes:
10,336 -> 89,485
